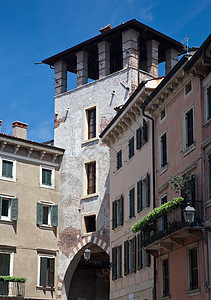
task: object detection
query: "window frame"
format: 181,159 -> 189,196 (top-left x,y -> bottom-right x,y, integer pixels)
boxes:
124,236 -> 136,275
0,196 -> 19,222
159,130 -> 168,171
0,158 -> 16,182
128,136 -> 135,161
112,244 -> 122,280
37,254 -> 55,288
37,201 -> 58,227
184,106 -> 194,150
137,173 -> 150,213
112,195 -> 124,230
187,246 -> 199,291
207,151 -> 211,202
162,257 -> 170,297
116,149 -> 122,171
128,187 -> 135,219
83,104 -> 98,142
83,213 -> 97,235
40,166 -> 55,189
160,107 -> 166,122
203,73 -> 211,124
184,81 -> 192,97
136,119 -> 148,150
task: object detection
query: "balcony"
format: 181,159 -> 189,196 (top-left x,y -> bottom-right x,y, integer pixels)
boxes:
0,280 -> 25,297
132,197 -> 203,257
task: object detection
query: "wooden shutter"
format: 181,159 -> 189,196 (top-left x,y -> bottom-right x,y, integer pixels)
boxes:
136,128 -> 142,149
112,247 -> 117,280
0,196 -> 2,218
11,198 -> 18,221
40,257 -> 47,286
112,201 -> 116,230
143,119 -> 148,144
132,236 -> 136,272
137,180 -> 142,212
88,108 -> 96,139
87,162 -> 96,194
49,258 -> 55,287
47,170 -> 52,186
51,205 -> 58,227
120,195 -> 124,226
124,241 -> 128,276
146,173 -> 150,207
37,202 -> 43,225
137,233 -> 141,270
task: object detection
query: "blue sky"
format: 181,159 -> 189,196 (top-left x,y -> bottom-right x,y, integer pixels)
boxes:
0,0 -> 210,142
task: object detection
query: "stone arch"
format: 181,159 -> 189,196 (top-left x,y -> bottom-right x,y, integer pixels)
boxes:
59,236 -> 110,300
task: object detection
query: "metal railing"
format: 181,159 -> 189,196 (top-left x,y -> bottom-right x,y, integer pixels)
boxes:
0,281 -> 25,297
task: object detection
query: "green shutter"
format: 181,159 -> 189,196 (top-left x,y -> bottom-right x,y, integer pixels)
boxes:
11,198 -> 18,221
37,203 -> 43,225
143,119 -> 148,144
136,128 -> 142,149
137,233 -> 141,270
0,197 -> 2,218
49,258 -> 55,286
112,247 -> 117,280
51,205 -> 58,227
112,201 -> 116,229
137,180 -> 141,213
120,195 -> 124,226
124,241 -> 128,276
40,257 -> 47,286
132,236 -> 136,272
147,173 -> 150,207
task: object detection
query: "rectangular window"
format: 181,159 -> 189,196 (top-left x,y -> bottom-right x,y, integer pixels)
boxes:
124,237 -> 136,275
185,81 -> 192,95
0,252 -> 10,295
86,162 -> 96,195
37,203 -> 58,227
189,248 -> 198,290
136,119 -> 148,150
39,256 -> 55,287
112,245 -> 122,280
112,195 -> 124,229
160,108 -> 166,121
162,259 -> 169,297
206,86 -> 211,121
84,215 -> 96,233
181,174 -> 196,206
137,173 -> 150,212
116,150 -> 122,171
87,108 -> 96,139
2,160 -> 13,178
42,169 -> 52,186
160,132 -> 167,168
137,232 -> 151,270
129,187 -> 135,219
0,197 -> 19,221
128,137 -> 134,160
208,154 -> 211,201
185,108 -> 194,148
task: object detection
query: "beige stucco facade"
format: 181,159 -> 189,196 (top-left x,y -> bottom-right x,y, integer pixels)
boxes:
0,124 -> 64,299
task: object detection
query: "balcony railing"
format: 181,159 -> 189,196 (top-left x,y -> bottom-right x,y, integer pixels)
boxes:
0,281 -> 25,297
142,200 -> 202,248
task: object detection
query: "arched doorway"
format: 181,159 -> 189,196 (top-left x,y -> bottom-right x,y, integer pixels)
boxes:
66,243 -> 110,300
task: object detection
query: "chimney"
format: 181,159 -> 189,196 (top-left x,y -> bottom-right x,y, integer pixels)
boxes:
0,120 -> 2,133
12,121 -> 28,139
99,24 -> 112,34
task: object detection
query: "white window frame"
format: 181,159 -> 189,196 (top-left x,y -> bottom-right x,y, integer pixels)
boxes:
0,157 -> 16,182
82,159 -> 98,198
184,80 -> 192,98
82,212 -> 97,236
40,166 -> 55,189
160,107 -> 166,123
0,250 -> 14,276
159,130 -> 168,173
183,105 -> 195,151
83,104 -> 98,143
37,253 -> 55,288
203,73 -> 211,123
0,195 -> 12,221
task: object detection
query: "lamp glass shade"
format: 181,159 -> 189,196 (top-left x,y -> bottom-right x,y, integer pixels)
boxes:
84,249 -> 91,261
183,204 -> 195,223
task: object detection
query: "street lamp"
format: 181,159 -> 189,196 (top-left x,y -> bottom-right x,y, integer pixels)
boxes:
183,203 -> 196,224
84,248 -> 91,261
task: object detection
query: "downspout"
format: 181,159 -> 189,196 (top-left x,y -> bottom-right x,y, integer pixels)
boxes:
141,105 -> 156,300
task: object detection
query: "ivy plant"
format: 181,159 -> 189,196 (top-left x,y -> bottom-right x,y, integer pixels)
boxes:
0,276 -> 27,283
132,197 -> 184,233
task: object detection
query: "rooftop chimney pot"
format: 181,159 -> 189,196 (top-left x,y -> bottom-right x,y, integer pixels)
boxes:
99,24 -> 112,34
12,121 -> 28,139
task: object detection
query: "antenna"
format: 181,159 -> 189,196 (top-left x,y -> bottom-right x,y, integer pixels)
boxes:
182,36 -> 189,54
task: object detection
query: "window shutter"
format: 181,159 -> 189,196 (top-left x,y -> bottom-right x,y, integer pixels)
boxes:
112,247 -> 117,280
49,258 -> 55,287
11,198 -> 18,221
51,205 -> 58,227
37,202 -> 43,225
124,241 -> 128,276
136,128 -> 142,149
137,180 -> 142,212
143,119 -> 148,144
146,173 -> 150,207
137,233 -> 141,270
40,257 -> 47,286
147,252 -> 151,267
112,201 -> 116,230
119,245 -> 122,277
2,161 -> 6,176
120,195 -> 124,226
47,170 -> 52,186
132,236 -> 136,272
0,196 -> 2,218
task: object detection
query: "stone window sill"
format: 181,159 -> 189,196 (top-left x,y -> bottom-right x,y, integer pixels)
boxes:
183,143 -> 196,157
38,225 -> 55,231
159,164 -> 168,175
186,288 -> 200,296
82,137 -> 99,146
36,286 -> 55,291
81,193 -> 99,200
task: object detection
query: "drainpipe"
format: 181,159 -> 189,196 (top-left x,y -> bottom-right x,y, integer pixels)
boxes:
141,106 -> 156,300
